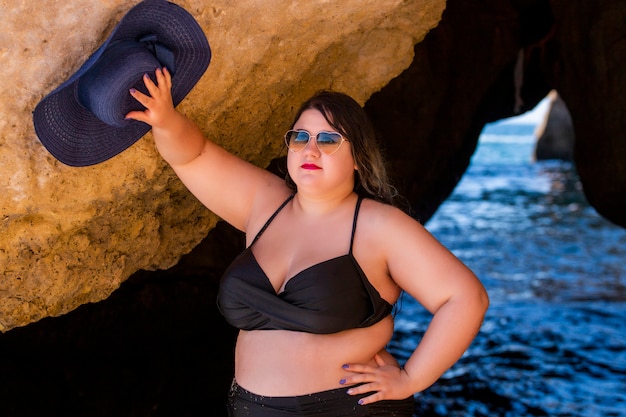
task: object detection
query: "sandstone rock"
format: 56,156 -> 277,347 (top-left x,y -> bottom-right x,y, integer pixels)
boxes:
0,0 -> 444,332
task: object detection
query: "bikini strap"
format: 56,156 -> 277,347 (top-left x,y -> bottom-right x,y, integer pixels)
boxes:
249,194 -> 295,247
349,195 -> 364,254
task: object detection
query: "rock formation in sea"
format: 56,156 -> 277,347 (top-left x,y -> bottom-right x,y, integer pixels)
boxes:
534,90 -> 575,162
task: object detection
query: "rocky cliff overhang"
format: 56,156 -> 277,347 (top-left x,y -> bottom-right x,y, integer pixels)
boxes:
0,0 -> 444,331
1,0 -> 625,332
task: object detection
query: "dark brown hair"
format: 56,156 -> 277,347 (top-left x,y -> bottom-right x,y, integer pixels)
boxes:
286,90 -> 400,206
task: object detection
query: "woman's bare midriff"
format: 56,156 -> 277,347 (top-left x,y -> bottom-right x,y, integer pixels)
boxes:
233,315 -> 395,396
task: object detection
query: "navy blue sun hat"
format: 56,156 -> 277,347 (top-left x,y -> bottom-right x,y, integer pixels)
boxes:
33,0 -> 211,166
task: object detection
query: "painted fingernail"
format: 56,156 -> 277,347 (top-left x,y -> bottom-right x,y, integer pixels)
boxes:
342,364 -> 349,369
346,389 -> 353,395
339,379 -> 346,385
358,399 -> 365,406
129,88 -> 136,94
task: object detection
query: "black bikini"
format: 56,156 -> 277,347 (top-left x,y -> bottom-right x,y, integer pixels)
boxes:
227,380 -> 415,417
219,195 -> 414,416
217,194 -> 393,334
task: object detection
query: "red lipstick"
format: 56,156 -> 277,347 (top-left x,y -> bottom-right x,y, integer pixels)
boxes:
301,163 -> 321,170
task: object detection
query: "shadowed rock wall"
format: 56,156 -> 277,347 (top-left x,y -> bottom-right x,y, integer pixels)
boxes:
365,0 -> 626,226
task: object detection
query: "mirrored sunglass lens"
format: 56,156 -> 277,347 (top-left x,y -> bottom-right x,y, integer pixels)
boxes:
292,131 -> 310,144
287,131 -> 309,151
316,132 -> 341,147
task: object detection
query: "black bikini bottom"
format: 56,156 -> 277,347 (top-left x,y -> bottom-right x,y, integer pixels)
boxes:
227,380 -> 415,416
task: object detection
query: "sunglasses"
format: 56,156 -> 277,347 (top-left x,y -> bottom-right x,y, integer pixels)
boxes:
284,129 -> 348,155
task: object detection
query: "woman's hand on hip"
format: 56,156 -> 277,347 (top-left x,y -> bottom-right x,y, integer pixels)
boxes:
340,353 -> 415,405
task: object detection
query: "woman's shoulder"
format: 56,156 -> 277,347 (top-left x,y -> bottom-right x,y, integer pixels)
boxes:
358,197 -> 424,237
359,196 -> 416,222
245,187 -> 293,233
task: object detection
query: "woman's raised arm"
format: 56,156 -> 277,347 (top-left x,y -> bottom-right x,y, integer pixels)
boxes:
126,68 -> 286,231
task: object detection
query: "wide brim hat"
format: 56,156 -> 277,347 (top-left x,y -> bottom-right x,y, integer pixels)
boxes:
33,0 -> 211,167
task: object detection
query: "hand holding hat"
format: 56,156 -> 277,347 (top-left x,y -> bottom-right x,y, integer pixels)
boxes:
124,67 -> 208,167
33,0 -> 211,167
126,68 -> 176,130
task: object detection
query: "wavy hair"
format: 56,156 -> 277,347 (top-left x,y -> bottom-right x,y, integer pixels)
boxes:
285,90 -> 401,207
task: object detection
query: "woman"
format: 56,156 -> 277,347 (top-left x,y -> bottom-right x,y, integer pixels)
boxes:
127,68 -> 489,416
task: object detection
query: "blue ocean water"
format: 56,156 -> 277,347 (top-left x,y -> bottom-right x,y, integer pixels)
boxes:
390,121 -> 626,416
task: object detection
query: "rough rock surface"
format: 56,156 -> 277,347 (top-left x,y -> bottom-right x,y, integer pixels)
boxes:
551,1 -> 626,226
0,0 -> 444,332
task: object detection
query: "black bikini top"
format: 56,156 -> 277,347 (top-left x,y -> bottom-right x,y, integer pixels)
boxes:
217,194 -> 393,334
